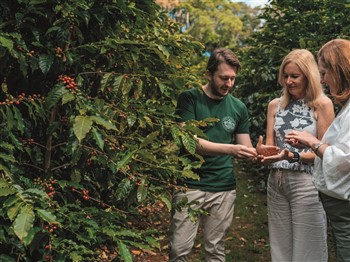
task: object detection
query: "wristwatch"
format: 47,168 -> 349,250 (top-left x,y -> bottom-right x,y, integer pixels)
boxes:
288,151 -> 300,163
313,142 -> 325,154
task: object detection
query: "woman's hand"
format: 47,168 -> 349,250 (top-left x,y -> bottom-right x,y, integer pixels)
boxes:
285,131 -> 318,148
256,136 -> 280,156
261,149 -> 290,165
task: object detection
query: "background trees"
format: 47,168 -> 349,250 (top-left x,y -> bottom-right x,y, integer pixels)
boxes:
177,0 -> 261,51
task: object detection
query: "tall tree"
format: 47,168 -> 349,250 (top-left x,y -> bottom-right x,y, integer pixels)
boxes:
178,0 -> 261,51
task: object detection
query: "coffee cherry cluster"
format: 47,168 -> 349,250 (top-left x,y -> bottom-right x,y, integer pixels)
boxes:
0,93 -> 44,106
55,47 -> 63,58
58,75 -> 77,92
82,190 -> 89,200
34,178 -> 57,198
45,179 -> 57,198
21,138 -> 35,146
70,187 -> 90,200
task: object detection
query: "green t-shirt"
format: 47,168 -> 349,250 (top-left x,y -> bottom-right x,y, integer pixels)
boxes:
176,88 -> 251,192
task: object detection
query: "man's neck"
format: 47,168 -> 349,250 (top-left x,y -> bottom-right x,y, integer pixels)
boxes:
202,84 -> 224,100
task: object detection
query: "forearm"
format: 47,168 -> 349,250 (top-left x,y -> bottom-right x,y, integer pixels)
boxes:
196,138 -> 235,156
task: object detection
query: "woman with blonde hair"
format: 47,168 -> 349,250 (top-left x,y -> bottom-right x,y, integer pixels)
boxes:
286,39 -> 350,262
259,49 -> 335,261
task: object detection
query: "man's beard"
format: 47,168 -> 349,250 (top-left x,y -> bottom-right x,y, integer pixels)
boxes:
209,81 -> 227,98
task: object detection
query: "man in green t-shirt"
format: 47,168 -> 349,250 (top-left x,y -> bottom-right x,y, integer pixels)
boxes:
169,48 -> 276,261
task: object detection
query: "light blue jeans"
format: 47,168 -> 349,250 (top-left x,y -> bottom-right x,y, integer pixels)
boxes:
268,169 -> 328,262
168,189 -> 236,262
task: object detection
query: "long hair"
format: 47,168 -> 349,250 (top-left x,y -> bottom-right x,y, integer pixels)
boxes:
206,48 -> 240,76
278,49 -> 324,110
318,39 -> 350,106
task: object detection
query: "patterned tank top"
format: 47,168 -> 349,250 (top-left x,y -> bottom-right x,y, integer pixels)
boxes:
271,99 -> 316,173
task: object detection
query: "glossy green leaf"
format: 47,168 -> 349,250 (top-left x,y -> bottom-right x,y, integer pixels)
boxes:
38,54 -> 54,74
36,209 -> 57,223
92,127 -> 104,150
117,240 -> 132,262
139,131 -> 159,148
13,205 -> 35,240
181,133 -> 197,155
90,115 -> 117,130
73,116 -> 93,142
136,177 -> 148,202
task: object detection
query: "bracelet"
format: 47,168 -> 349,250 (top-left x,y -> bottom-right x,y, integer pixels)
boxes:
313,142 -> 325,154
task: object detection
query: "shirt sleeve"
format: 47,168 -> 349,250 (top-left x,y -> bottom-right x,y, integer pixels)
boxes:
321,109 -> 350,200
175,90 -> 196,122
235,103 -> 251,134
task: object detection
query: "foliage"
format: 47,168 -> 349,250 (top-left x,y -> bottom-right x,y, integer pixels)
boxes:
178,0 -> 262,51
236,0 -> 350,145
0,0 -> 206,260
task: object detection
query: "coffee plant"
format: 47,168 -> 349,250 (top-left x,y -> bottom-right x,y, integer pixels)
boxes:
0,0 -> 205,261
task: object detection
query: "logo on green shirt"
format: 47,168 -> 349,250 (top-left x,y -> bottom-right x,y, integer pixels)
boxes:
222,116 -> 236,133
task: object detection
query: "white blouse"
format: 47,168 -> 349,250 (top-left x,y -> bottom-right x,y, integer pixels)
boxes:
313,99 -> 350,201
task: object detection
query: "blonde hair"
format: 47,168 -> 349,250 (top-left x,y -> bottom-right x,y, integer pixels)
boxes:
278,49 -> 324,110
318,39 -> 350,106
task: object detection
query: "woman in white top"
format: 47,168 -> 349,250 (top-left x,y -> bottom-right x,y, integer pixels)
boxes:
286,39 -> 350,262
258,49 -> 334,262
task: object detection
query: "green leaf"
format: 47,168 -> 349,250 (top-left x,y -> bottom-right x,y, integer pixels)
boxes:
14,205 -> 35,240
156,44 -> 170,59
126,114 -> 137,127
12,107 -> 25,133
181,133 -> 197,155
160,194 -> 172,211
3,195 -> 19,208
24,188 -> 47,199
100,72 -> 113,91
136,178 -> 148,202
134,79 -> 143,99
8,202 -> 25,221
45,84 -> 69,109
92,127 -> 104,150
36,209 -> 56,223
139,131 -> 159,148
117,150 -> 136,170
6,106 -> 14,129
0,142 -> 15,151
121,76 -> 132,97
38,54 -> 54,74
117,240 -> 133,262
115,178 -> 133,201
182,169 -> 200,180
62,92 -> 76,105
0,35 -> 13,50
112,75 -> 124,93
0,187 -> 16,196
90,115 -> 117,130
73,116 -> 93,142
0,153 -> 16,163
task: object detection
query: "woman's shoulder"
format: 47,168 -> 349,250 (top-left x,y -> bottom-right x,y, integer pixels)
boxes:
268,98 -> 280,107
316,95 -> 333,110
